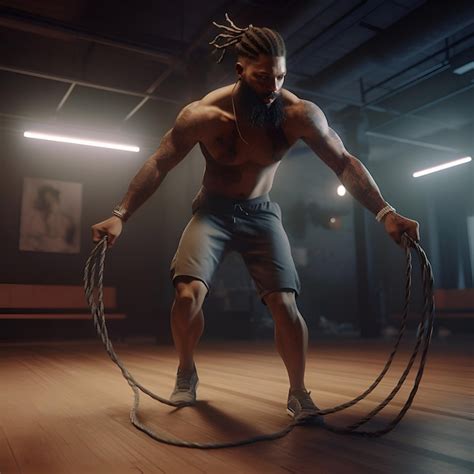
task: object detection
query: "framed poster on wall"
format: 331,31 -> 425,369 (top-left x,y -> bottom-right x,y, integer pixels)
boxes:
19,177 -> 82,254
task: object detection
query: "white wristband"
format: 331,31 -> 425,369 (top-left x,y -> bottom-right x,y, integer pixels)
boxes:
113,205 -> 130,222
376,205 -> 395,222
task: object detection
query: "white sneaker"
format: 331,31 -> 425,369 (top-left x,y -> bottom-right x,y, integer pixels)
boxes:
287,388 -> 324,425
170,366 -> 199,406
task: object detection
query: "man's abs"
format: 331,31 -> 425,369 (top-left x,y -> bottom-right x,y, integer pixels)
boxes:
199,142 -> 282,199
202,164 -> 279,199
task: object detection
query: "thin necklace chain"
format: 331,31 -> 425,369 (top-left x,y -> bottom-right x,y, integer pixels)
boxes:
231,80 -> 249,145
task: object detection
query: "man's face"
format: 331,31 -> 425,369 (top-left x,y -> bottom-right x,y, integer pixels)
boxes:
238,54 -> 286,105
236,54 -> 287,128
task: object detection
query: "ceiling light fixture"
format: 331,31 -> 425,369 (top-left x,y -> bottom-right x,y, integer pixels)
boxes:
24,131 -> 140,152
452,60 -> 474,75
413,156 -> 472,178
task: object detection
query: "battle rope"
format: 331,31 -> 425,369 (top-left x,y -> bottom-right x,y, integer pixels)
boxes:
83,233 -> 434,448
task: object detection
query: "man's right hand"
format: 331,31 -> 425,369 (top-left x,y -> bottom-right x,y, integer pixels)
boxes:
91,216 -> 123,248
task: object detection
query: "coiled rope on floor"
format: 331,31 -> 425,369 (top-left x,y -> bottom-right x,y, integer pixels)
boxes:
83,233 -> 434,448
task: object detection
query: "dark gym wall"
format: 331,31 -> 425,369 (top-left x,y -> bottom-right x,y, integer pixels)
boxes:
0,108 -> 204,340
358,141 -> 474,336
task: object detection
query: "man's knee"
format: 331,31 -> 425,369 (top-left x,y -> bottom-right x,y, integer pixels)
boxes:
264,291 -> 299,323
174,277 -> 207,311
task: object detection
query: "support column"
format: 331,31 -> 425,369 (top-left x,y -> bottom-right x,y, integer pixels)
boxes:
343,109 -> 380,337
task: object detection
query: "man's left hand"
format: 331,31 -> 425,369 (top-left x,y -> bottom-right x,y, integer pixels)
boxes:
383,212 -> 420,247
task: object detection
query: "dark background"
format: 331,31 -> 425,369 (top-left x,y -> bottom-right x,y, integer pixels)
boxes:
0,0 -> 472,341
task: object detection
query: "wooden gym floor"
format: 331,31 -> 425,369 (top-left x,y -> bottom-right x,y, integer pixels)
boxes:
0,335 -> 472,474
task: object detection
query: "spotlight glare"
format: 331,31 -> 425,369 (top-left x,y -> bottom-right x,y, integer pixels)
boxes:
413,156 -> 471,178
24,131 -> 140,152
330,217 -> 336,224
337,185 -> 346,196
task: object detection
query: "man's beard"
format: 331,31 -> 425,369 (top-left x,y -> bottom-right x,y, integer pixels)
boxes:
237,79 -> 285,129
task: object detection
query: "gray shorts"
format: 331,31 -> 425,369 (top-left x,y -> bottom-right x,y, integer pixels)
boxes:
170,189 -> 301,302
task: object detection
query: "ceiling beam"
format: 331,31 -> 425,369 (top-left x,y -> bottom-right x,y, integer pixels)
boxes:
123,1 -> 236,121
0,6 -> 181,66
366,131 -> 462,153
55,83 -> 76,112
367,82 -> 474,132
286,75 -> 451,129
297,0 -> 474,94
0,64 -> 181,105
287,0 -> 383,66
362,32 -> 474,98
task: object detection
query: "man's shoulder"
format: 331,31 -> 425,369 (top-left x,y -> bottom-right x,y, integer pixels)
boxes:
177,100 -> 221,122
281,88 -> 301,106
200,84 -> 233,105
175,100 -> 231,136
281,92 -> 323,120
178,87 -> 234,125
282,94 -> 327,136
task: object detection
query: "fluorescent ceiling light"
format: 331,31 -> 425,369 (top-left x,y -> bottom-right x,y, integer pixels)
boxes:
453,61 -> 474,75
413,156 -> 472,178
24,131 -> 140,152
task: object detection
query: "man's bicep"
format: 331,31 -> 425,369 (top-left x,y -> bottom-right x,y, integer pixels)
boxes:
299,101 -> 350,175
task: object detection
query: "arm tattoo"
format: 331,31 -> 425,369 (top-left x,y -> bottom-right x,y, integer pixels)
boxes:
299,100 -> 388,215
118,156 -> 166,217
338,155 -> 387,215
117,126 -> 191,218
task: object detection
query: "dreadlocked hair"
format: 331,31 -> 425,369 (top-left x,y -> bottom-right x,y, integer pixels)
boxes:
209,13 -> 286,63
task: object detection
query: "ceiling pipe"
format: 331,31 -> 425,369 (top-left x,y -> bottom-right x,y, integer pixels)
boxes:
297,0 -> 474,94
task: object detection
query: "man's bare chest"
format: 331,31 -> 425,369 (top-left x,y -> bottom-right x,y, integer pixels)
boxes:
199,119 -> 291,167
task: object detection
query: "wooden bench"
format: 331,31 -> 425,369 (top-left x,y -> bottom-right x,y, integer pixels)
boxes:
390,288 -> 474,333
0,284 -> 126,339
434,289 -> 474,320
